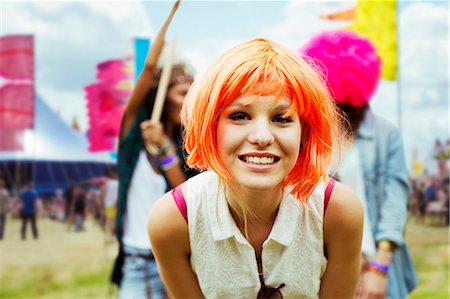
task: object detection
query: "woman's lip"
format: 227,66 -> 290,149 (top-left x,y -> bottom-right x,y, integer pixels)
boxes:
238,158 -> 279,171
240,152 -> 278,158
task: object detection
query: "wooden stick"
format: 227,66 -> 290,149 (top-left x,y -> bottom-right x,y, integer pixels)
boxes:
150,39 -> 176,123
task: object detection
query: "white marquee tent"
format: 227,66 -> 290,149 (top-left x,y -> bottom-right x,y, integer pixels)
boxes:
0,96 -> 116,194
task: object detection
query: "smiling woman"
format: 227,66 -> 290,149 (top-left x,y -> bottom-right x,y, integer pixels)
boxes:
147,37 -> 364,299
216,95 -> 301,193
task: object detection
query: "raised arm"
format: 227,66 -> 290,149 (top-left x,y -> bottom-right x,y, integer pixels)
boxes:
147,190 -> 205,298
320,181 -> 364,298
121,0 -> 181,137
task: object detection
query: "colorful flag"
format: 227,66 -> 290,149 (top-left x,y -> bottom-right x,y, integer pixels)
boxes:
347,0 -> 397,80
0,35 -> 35,151
85,58 -> 132,152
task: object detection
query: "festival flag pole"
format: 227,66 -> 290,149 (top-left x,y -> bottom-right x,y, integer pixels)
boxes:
150,39 -> 176,122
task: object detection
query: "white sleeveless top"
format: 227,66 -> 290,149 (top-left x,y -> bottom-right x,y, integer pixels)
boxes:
123,150 -> 167,249
337,145 -> 376,260
184,171 -> 328,299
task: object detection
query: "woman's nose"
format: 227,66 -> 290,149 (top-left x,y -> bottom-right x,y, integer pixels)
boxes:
247,119 -> 275,147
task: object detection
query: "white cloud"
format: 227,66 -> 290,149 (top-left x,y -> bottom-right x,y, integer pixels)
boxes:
400,3 -> 449,89
185,38 -> 246,76
396,2 -> 449,168
259,1 -> 354,50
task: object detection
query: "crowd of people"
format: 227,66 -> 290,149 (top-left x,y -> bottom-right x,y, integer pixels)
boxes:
409,175 -> 449,226
1,1 -> 449,298
0,173 -> 119,242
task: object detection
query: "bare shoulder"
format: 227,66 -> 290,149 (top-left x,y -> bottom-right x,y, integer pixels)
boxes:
147,185 -> 189,253
324,181 -> 364,241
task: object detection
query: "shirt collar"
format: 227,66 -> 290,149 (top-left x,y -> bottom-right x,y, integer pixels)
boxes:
208,183 -> 299,247
267,189 -> 299,246
208,179 -> 242,242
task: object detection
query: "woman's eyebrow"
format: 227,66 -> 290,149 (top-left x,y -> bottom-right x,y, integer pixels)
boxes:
273,104 -> 291,110
226,102 -> 247,109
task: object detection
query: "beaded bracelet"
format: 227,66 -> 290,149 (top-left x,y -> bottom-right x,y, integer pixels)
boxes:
160,154 -> 179,170
369,261 -> 389,275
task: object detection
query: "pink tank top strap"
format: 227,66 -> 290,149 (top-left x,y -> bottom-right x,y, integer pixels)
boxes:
324,178 -> 335,214
171,185 -> 188,223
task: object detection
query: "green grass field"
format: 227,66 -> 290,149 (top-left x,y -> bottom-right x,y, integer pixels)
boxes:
406,219 -> 449,299
0,218 -> 118,299
0,216 -> 448,298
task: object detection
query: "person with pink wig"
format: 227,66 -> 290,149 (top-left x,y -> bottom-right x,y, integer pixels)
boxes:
302,31 -> 418,299
148,37 -> 363,298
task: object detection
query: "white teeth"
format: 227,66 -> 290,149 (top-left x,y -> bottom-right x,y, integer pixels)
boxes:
244,156 -> 275,165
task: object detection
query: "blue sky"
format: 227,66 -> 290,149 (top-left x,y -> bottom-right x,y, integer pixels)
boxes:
1,0 -> 448,173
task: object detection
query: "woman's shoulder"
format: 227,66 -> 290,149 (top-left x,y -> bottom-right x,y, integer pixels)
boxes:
324,181 -> 364,238
148,190 -> 190,252
148,171 -> 217,232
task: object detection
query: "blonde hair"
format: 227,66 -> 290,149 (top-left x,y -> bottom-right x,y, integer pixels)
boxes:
182,38 -> 342,203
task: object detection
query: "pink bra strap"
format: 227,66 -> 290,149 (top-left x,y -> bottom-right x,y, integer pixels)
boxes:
171,186 -> 188,223
324,178 -> 335,214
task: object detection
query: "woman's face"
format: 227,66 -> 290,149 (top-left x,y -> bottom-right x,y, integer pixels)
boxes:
216,94 -> 301,191
167,82 -> 192,125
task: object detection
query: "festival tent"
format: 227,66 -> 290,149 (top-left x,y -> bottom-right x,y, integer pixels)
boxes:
0,95 -> 116,195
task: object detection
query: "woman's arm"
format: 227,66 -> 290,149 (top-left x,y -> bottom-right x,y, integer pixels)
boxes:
320,181 -> 364,298
376,127 -> 409,243
121,0 -> 181,138
147,190 -> 204,299
140,120 -> 187,187
359,126 -> 409,298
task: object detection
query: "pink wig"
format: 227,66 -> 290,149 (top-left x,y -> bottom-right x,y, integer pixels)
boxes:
300,30 -> 381,107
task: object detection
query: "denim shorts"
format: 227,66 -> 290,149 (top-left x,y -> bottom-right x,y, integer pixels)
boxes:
117,245 -> 166,299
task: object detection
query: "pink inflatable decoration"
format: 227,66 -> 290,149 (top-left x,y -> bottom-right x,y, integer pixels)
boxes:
300,30 -> 381,107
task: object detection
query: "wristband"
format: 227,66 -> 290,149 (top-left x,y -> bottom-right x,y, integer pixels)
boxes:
378,240 -> 395,252
370,261 -> 389,273
160,154 -> 179,170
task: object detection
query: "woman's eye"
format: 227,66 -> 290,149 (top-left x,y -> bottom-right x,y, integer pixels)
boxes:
229,112 -> 250,121
273,115 -> 293,123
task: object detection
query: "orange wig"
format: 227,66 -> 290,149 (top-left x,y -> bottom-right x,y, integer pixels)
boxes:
181,38 -> 341,202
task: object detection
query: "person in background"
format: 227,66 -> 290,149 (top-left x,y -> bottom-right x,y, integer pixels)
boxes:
19,181 -> 39,240
72,184 -> 87,232
302,30 -> 418,299
112,1 -> 197,298
415,181 -> 427,224
64,182 -> 76,222
101,167 -> 119,244
148,37 -> 363,298
0,179 -> 10,240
